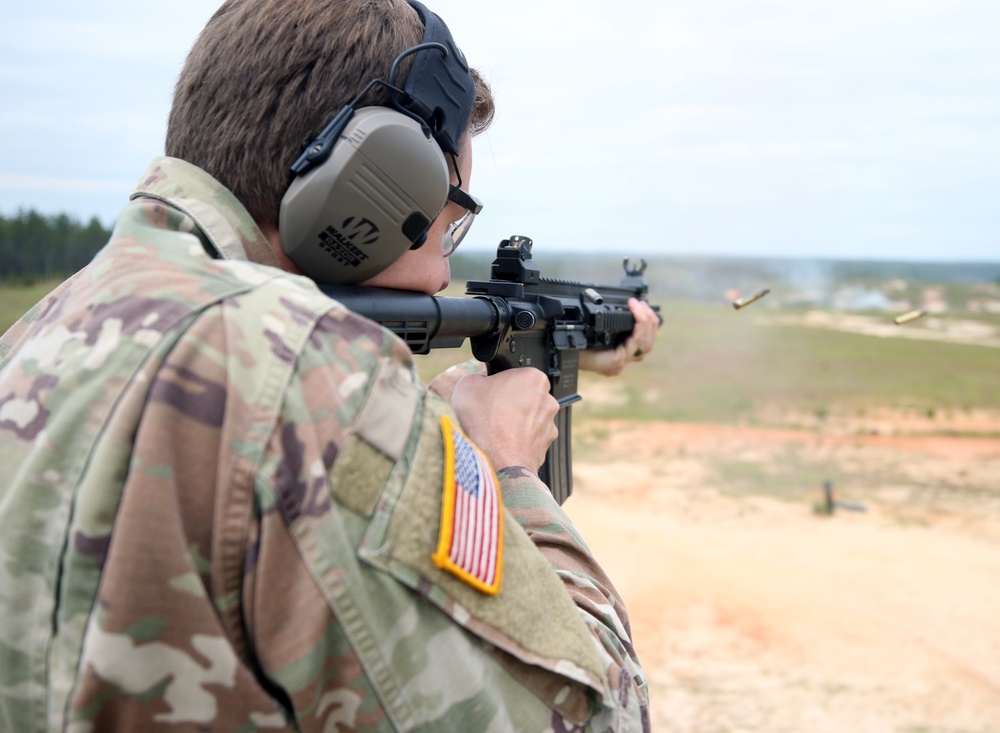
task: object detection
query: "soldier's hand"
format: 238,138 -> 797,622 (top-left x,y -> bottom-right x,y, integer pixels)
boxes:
450,368 -> 559,473
578,298 -> 660,377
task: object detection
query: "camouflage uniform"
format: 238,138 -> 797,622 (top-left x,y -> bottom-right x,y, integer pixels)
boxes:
0,157 -> 650,732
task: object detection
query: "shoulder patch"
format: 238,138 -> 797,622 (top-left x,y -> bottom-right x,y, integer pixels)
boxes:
432,416 -> 503,595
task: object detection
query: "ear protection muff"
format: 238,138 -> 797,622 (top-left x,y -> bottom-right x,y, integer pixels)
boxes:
279,107 -> 449,284
278,0 -> 475,285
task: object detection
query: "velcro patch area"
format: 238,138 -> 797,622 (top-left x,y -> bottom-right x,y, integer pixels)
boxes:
432,416 -> 503,595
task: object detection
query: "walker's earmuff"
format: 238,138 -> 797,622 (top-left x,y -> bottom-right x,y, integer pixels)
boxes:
278,0 -> 476,285
279,107 -> 450,284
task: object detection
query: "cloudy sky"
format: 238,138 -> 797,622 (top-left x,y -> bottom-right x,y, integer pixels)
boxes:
1,0 -> 997,262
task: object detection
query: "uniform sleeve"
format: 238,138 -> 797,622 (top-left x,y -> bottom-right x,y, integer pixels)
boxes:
429,360 -> 651,727
497,465 -> 651,727
256,302 -> 650,730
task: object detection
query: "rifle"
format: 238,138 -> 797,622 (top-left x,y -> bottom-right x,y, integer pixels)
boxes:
320,234 -> 661,504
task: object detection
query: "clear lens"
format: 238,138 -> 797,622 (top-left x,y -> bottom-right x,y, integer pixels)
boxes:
442,186 -> 483,257
442,210 -> 475,257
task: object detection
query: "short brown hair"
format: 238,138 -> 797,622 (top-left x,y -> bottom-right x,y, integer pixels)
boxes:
165,0 -> 494,231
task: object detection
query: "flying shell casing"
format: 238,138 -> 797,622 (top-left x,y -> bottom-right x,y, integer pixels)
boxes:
894,309 -> 927,325
732,288 -> 771,310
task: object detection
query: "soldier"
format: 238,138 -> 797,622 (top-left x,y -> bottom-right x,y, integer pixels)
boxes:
0,0 -> 657,730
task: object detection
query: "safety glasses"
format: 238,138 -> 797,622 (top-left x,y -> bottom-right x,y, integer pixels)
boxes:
442,185 -> 483,257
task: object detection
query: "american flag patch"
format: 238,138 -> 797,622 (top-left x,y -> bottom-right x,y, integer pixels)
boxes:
432,416 -> 504,595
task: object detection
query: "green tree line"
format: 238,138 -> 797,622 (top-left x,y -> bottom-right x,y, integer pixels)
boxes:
0,207 -> 498,288
0,209 -> 112,284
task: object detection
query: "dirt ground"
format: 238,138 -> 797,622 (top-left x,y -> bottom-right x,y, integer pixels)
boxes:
568,418 -> 1000,733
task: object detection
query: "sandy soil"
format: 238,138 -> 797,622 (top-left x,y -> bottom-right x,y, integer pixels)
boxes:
568,419 -> 1000,733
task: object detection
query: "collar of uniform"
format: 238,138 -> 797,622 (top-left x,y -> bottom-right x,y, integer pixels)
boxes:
130,157 -> 280,268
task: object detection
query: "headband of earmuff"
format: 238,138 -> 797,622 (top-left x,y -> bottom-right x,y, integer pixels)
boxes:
395,0 -> 474,158
278,0 -> 476,285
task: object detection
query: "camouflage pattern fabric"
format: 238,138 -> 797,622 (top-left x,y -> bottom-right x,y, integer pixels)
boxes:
0,156 -> 649,731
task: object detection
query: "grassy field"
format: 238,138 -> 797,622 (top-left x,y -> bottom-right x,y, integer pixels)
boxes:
411,297 -> 1000,434
604,301 -> 1000,422
0,280 -> 61,333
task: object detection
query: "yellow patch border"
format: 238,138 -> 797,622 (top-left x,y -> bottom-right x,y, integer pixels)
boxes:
432,415 -> 504,595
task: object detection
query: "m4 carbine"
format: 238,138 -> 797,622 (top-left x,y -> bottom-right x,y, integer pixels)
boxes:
321,235 -> 660,505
